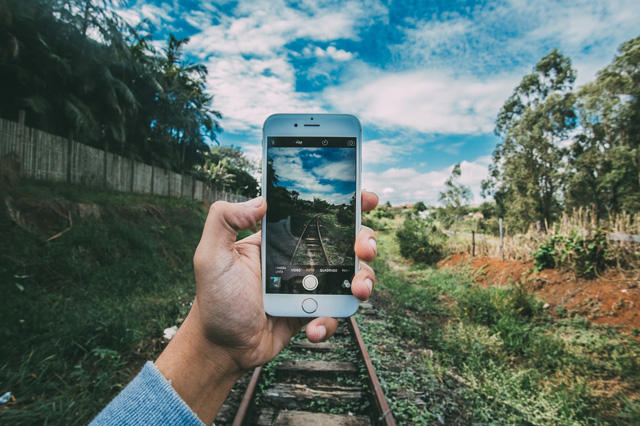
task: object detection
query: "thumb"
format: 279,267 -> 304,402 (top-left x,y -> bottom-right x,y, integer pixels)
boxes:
194,197 -> 266,263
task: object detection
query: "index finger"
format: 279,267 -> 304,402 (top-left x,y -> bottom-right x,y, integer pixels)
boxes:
362,190 -> 379,212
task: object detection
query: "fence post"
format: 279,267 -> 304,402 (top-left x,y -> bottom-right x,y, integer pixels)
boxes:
103,140 -> 109,188
67,130 -> 73,183
150,164 -> 155,194
18,111 -> 26,173
17,110 -> 28,178
472,230 -> 475,257
130,159 -> 135,193
499,218 -> 504,261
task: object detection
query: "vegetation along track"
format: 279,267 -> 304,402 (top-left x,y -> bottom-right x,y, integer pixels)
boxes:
214,302 -> 396,426
291,214 -> 331,265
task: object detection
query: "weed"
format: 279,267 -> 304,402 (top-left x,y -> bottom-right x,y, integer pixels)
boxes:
361,229 -> 640,425
0,180 -> 206,425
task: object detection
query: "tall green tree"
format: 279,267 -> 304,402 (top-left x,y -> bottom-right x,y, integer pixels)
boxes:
438,163 -> 472,228
147,34 -> 221,172
0,0 -> 222,174
567,36 -> 640,216
0,0 -> 135,146
482,50 -> 577,233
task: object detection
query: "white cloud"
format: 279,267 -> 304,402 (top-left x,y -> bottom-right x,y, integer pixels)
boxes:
313,161 -> 355,182
394,0 -> 640,84
271,149 -> 334,194
325,68 -> 519,135
115,2 -> 175,28
186,0 -> 384,58
204,56 -> 323,132
364,157 -> 492,206
314,46 -> 355,62
115,8 -> 143,27
176,0 -> 387,133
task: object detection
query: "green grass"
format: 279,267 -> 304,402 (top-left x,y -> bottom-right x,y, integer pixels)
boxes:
359,229 -> 640,425
0,180 -> 207,425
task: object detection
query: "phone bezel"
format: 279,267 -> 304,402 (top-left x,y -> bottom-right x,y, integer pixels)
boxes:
261,113 -> 362,317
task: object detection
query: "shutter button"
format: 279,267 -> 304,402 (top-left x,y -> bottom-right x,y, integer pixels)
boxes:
302,274 -> 318,291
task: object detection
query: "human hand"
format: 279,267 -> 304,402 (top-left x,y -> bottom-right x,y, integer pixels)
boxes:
155,191 -> 378,425
193,190 -> 378,368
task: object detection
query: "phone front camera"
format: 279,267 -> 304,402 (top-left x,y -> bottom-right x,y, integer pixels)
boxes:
294,123 -> 298,127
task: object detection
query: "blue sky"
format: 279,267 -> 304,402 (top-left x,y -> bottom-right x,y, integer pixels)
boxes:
116,0 -> 640,206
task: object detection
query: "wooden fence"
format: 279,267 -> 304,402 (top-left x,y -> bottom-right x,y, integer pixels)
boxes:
444,227 -> 640,262
0,114 -> 247,203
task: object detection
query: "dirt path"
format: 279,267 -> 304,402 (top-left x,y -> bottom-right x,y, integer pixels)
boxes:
439,254 -> 640,334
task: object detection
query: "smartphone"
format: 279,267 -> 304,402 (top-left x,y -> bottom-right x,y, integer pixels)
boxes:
261,114 -> 362,317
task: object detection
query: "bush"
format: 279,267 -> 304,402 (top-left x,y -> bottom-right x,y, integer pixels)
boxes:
532,229 -> 609,277
395,217 -> 445,264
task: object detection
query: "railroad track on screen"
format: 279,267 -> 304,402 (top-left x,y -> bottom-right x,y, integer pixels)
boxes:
290,214 -> 331,266
215,302 -> 396,426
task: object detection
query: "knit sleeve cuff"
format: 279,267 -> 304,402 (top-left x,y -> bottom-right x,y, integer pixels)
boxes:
89,361 -> 205,426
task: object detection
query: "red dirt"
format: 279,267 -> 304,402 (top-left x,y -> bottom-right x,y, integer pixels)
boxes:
439,254 -> 640,334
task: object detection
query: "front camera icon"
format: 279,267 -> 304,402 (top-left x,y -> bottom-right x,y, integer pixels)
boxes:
322,140 -> 328,146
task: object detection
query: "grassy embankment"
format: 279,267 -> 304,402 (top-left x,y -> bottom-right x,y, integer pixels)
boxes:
361,230 -> 640,425
0,180 -> 219,425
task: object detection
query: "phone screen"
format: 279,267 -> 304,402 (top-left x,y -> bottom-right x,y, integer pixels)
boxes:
265,136 -> 357,295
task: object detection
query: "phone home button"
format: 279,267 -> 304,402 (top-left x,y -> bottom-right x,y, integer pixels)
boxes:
302,274 -> 318,291
302,298 -> 318,314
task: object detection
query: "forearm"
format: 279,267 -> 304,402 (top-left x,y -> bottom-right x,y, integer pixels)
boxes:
155,303 -> 245,426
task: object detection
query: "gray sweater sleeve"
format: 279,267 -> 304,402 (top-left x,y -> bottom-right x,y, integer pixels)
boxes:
89,361 -> 206,426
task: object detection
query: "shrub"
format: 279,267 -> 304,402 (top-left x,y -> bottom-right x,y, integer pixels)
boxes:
395,217 -> 445,264
532,229 -> 609,277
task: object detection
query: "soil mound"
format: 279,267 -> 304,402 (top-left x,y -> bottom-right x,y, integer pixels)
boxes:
440,254 -> 640,334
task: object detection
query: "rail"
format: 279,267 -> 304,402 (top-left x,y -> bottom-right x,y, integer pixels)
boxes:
228,303 -> 396,426
290,214 -> 331,265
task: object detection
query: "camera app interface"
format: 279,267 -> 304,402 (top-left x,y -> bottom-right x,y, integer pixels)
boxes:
265,137 -> 356,295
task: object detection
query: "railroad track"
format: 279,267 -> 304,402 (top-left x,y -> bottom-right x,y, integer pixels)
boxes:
290,214 -> 331,265
214,302 -> 396,426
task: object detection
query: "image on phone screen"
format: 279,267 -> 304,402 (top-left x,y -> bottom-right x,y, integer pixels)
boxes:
265,136 -> 356,295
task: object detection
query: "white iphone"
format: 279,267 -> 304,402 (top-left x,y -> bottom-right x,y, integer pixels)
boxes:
261,114 -> 362,317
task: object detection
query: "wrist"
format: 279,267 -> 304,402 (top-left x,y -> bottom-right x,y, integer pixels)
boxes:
155,304 -> 244,425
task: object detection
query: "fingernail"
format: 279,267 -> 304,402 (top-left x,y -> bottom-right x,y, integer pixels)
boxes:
244,196 -> 263,208
365,278 -> 373,294
316,325 -> 327,341
369,238 -> 377,252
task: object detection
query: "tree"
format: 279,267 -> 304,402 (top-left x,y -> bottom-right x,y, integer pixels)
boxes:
566,36 -> 640,216
439,163 -> 472,228
0,0 -> 135,147
482,50 -> 577,233
147,34 -> 221,172
413,201 -> 427,213
0,1 -> 222,174
194,152 -> 235,191
198,146 -> 258,197
479,201 -> 497,219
